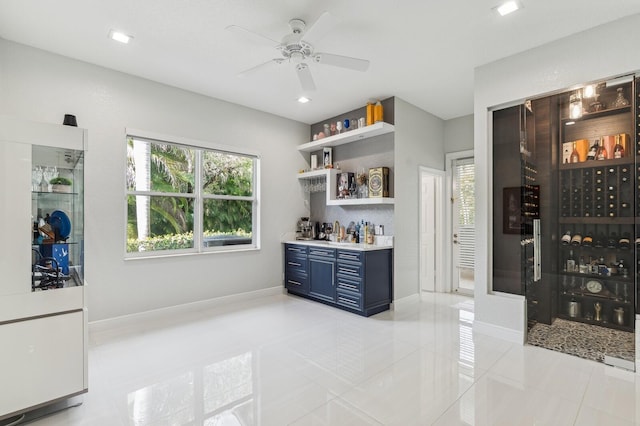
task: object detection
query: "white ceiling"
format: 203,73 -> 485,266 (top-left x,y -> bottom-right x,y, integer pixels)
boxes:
1,1 -> 639,124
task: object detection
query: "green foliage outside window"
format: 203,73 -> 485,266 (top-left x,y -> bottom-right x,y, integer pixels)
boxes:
126,138 -> 255,253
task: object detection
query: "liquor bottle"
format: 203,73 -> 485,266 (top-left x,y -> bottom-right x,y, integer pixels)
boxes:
613,134 -> 625,159
570,142 -> 580,163
566,250 -> 576,272
587,140 -> 598,160
561,230 -> 572,245
596,137 -> 607,160
579,256 -> 589,274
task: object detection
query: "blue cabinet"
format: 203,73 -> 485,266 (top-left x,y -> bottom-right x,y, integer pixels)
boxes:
284,244 -> 309,295
308,247 -> 336,302
284,243 -> 393,317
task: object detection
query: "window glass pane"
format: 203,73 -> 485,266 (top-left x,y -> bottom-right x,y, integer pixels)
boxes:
127,139 -> 195,193
202,199 -> 253,247
202,151 -> 253,196
127,195 -> 195,252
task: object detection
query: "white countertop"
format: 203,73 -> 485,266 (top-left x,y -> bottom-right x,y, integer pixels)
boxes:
284,240 -> 392,252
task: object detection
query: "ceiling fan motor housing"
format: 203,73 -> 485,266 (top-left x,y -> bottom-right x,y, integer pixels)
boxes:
279,19 -> 313,61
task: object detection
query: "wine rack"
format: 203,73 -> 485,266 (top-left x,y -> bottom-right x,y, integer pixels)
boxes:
557,80 -> 636,331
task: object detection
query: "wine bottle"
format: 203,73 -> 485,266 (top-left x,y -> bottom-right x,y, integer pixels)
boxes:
570,233 -> 582,246
596,137 -> 607,160
613,134 -> 625,159
618,232 -> 630,250
570,142 -> 580,163
587,140 -> 598,160
561,230 -> 572,245
582,231 -> 593,247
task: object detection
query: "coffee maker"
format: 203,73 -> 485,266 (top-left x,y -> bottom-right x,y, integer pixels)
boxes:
296,217 -> 315,240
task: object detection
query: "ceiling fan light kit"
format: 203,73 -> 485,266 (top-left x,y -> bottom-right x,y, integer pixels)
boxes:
228,11 -> 370,92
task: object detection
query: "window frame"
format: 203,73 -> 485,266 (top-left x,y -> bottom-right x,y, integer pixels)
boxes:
125,129 -> 260,259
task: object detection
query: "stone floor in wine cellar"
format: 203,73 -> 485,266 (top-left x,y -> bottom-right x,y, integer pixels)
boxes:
527,318 -> 635,363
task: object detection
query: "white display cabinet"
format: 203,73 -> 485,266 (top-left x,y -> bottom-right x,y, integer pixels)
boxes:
0,115 -> 87,423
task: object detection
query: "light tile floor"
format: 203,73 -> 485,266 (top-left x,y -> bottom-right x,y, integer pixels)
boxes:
27,292 -> 640,425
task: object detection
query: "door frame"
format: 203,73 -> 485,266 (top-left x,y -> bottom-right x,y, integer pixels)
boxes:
419,166 -> 446,293
445,149 -> 474,294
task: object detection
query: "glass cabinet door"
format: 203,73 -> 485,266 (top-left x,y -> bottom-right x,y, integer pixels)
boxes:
31,145 -> 84,290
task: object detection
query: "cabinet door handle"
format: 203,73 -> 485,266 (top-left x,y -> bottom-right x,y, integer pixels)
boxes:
288,279 -> 302,286
338,296 -> 359,307
340,254 -> 359,261
310,250 -> 330,256
287,261 -> 301,267
339,283 -> 358,291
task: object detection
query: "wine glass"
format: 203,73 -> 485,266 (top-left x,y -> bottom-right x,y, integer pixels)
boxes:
32,166 -> 43,191
336,121 -> 343,134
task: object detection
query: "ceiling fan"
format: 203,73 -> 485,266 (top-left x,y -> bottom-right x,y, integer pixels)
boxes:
226,12 -> 370,92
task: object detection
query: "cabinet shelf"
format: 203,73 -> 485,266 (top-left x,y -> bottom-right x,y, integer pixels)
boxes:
559,271 -> 632,283
559,157 -> 633,170
561,105 -> 631,123
558,217 -> 635,225
297,122 -> 394,152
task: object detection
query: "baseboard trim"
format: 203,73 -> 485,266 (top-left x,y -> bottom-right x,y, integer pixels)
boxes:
391,293 -> 420,310
474,320 -> 525,344
89,286 -> 282,334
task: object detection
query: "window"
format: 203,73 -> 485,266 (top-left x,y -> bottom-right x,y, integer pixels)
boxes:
126,132 -> 259,257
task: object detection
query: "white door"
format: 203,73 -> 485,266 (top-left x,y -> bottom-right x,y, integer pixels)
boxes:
451,156 -> 475,294
419,167 -> 445,292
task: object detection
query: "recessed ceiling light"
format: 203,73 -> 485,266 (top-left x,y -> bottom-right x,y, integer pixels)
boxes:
108,29 -> 133,44
297,96 -> 311,104
496,1 -> 521,16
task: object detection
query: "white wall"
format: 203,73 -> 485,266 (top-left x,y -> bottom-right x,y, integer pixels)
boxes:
474,13 -> 640,343
444,114 -> 473,154
0,39 -> 309,321
393,98 -> 444,300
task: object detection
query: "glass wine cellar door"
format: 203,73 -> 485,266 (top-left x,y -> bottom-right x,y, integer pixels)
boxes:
492,75 -> 638,366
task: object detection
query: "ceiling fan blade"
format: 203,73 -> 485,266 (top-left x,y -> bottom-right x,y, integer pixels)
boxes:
313,52 -> 370,72
296,63 -> 316,91
302,11 -> 336,45
226,25 -> 280,47
238,59 -> 284,78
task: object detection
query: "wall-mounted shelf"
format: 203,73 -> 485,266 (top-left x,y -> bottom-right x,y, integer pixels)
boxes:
327,197 -> 395,206
297,169 -> 394,206
297,122 -> 395,152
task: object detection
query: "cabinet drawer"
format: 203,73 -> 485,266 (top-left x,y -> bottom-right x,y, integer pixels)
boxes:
337,275 -> 362,294
285,271 -> 309,293
336,262 -> 363,278
286,244 -> 308,256
308,247 -> 336,258
285,255 -> 307,274
337,250 -> 363,263
336,290 -> 363,311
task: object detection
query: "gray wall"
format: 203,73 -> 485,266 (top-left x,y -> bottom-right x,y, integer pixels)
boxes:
0,39 -> 309,321
393,97 -> 445,300
444,114 -> 474,154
